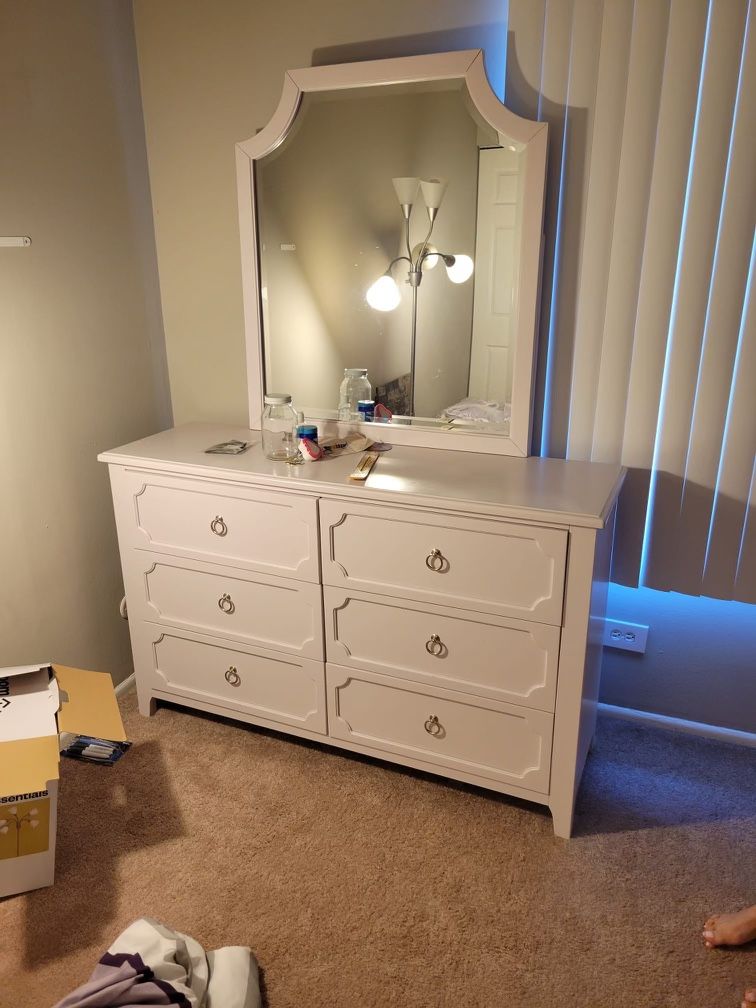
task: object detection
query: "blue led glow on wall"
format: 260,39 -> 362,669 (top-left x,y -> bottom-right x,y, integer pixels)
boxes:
639,0 -> 715,586
608,581 -> 756,620
539,43 -> 574,458
705,237 -> 755,574
735,456 -> 755,585
682,33 -> 745,507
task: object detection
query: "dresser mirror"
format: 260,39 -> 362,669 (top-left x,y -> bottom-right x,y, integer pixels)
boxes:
237,50 -> 547,456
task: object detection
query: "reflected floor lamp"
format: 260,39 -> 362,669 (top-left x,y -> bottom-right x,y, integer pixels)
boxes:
366,177 -> 473,417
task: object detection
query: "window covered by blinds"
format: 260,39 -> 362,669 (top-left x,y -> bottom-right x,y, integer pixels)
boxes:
505,0 -> 755,603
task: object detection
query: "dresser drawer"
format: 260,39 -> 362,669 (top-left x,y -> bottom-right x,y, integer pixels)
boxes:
325,587 -> 559,711
327,664 -> 552,793
320,500 -> 566,624
111,468 -> 319,581
126,553 -> 323,659
133,624 -> 327,734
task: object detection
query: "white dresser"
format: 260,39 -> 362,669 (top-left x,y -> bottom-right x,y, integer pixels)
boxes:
101,422 -> 624,838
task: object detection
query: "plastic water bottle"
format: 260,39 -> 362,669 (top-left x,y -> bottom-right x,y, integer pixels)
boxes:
338,369 -> 371,421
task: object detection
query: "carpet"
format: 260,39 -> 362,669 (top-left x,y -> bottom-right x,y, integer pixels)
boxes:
1,690 -> 754,1007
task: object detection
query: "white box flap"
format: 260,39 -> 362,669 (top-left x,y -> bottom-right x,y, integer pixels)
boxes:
0,668 -> 60,743
1,663 -> 52,679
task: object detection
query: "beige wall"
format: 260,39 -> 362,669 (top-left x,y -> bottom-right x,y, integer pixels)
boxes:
132,0 -> 506,425
1,1 -> 749,727
600,584 -> 756,734
130,0 -> 754,734
0,1 -> 170,683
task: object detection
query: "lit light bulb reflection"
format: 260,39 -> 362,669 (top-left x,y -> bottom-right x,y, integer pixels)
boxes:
366,274 -> 401,311
446,255 -> 474,284
413,243 -> 439,269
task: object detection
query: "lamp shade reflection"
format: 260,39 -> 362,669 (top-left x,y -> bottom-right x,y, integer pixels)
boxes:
420,177 -> 448,209
392,177 -> 420,208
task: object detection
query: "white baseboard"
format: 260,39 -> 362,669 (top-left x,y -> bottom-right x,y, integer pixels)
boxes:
598,702 -> 756,748
115,672 -> 135,698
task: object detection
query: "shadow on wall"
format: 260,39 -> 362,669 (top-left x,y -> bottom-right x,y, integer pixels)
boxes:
613,469 -> 755,604
311,23 -> 507,90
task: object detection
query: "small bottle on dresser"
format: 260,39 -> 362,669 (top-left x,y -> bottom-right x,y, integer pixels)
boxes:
261,393 -> 299,461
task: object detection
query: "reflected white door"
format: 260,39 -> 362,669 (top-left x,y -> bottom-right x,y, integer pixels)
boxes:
468,147 -> 523,404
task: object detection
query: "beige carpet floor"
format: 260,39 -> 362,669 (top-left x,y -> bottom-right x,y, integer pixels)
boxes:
1,690 -> 754,1007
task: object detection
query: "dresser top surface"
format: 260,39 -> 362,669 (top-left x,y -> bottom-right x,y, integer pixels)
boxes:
99,423 -> 625,528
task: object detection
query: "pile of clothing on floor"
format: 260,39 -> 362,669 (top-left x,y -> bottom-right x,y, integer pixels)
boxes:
52,917 -> 261,1008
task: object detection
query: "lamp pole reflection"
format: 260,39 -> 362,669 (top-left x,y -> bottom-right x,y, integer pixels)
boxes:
366,177 -> 473,417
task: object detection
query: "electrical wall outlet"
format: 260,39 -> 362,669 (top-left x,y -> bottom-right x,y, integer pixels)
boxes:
602,619 -> 649,653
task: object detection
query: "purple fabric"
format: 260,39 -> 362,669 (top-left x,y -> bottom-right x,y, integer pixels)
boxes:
51,951 -> 190,1008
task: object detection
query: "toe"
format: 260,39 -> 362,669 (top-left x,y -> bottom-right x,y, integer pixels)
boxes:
703,916 -> 721,946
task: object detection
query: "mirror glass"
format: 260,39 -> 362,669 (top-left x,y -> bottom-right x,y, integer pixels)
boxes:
255,81 -> 526,433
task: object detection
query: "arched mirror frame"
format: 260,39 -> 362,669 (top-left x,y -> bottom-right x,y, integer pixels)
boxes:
236,49 -> 547,456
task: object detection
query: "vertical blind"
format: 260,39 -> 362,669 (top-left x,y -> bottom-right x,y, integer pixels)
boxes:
504,0 -> 755,603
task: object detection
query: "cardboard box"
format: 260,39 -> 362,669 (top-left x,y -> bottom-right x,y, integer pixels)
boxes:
0,663 -> 126,898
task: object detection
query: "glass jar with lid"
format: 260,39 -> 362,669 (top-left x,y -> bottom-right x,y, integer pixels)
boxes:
261,393 -> 299,461
338,368 -> 371,421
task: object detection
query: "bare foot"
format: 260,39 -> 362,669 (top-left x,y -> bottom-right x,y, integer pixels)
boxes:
703,905 -> 756,948
703,907 -> 756,1007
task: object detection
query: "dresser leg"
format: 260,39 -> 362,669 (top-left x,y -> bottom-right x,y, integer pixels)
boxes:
136,682 -> 156,717
549,799 -> 575,839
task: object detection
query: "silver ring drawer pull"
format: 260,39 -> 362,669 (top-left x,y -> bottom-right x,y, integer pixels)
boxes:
218,593 -> 235,614
210,515 -> 228,537
425,548 -> 445,572
224,666 -> 241,687
424,714 -> 442,736
425,634 -> 444,656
